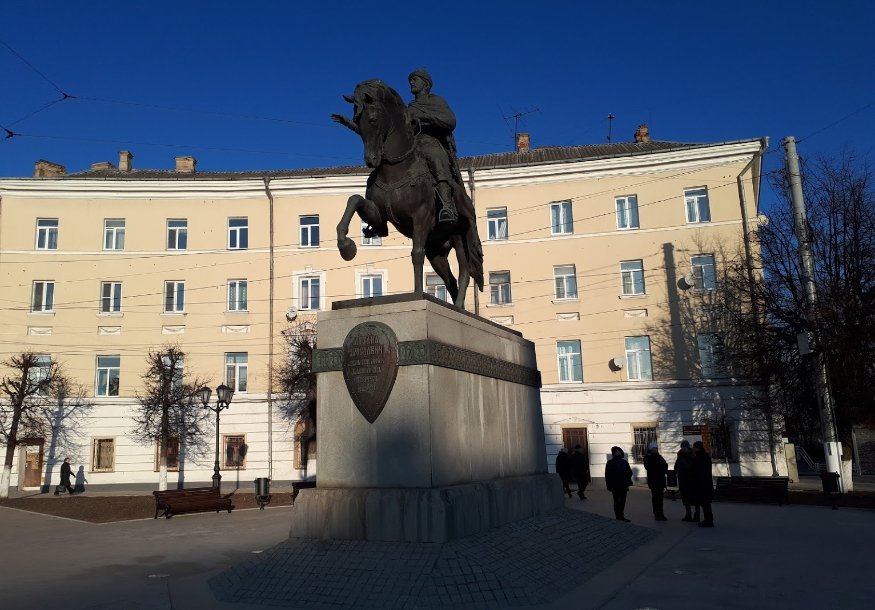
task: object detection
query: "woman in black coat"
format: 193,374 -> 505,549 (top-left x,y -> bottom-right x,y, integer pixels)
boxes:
604,446 -> 633,522
674,440 -> 700,521
555,448 -> 573,498
692,441 -> 715,527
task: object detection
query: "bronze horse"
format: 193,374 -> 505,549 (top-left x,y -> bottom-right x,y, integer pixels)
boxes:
333,80 -> 483,309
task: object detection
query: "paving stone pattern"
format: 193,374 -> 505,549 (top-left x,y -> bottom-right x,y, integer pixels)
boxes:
210,508 -> 655,609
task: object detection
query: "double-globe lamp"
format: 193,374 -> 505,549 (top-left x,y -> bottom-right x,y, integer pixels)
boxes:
198,384 -> 234,490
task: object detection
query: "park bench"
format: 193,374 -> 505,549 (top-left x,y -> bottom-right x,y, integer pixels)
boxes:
291,480 -> 316,504
714,476 -> 790,506
152,486 -> 234,519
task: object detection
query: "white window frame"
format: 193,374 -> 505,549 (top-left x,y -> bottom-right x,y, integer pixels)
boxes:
225,352 -> 248,393
550,200 -> 573,235
103,219 -> 125,250
167,219 -> 188,250
96,355 -> 120,397
489,271 -> 512,305
621,260 -> 645,296
615,195 -> 640,230
91,437 -> 115,472
298,276 -> 321,311
691,254 -> 717,291
36,218 -> 59,250
557,339 -> 583,383
425,272 -> 450,303
227,279 -> 248,312
228,217 -> 249,250
299,215 -> 320,248
624,336 -> 653,381
164,281 -> 185,313
487,207 -> 508,240
32,281 -> 55,313
360,274 -> 383,298
361,221 -> 382,246
685,187 -> 711,224
28,355 -> 52,395
553,264 -> 578,300
100,281 -> 122,313
697,333 -> 728,378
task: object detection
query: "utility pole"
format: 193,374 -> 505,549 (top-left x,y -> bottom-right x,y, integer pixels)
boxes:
783,136 -> 843,491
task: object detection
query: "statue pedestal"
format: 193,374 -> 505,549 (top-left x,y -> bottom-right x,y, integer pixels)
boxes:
291,294 -> 563,543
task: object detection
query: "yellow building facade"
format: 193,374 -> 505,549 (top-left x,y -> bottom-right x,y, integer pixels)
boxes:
0,136 -> 785,491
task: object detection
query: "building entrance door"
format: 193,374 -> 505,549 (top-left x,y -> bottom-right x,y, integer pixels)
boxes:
22,444 -> 44,488
562,427 -> 589,461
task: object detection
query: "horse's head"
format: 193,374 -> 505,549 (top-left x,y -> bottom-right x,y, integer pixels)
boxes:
344,80 -> 407,168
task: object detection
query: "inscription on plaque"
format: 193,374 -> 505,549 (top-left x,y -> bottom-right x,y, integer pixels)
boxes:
342,321 -> 399,424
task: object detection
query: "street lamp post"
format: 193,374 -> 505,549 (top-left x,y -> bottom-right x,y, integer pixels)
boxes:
198,384 -> 234,491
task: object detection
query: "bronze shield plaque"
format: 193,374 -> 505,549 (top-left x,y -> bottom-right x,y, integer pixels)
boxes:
342,321 -> 399,424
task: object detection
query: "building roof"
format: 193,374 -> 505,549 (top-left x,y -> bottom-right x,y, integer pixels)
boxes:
62,139 -> 759,180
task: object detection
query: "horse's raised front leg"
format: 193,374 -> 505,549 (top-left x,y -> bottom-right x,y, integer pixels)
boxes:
337,194 -> 366,261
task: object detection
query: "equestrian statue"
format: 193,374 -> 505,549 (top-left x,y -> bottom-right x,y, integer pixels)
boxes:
331,69 -> 484,310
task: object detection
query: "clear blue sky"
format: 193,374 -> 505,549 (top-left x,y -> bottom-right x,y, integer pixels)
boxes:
2,1 -> 874,211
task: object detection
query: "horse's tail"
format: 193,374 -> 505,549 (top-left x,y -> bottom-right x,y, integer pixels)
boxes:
466,219 -> 485,292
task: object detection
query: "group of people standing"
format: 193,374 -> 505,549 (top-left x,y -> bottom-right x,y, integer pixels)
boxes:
555,440 -> 715,527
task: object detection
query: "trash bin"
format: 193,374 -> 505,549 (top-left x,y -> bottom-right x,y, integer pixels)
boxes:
254,477 -> 272,510
820,471 -> 840,494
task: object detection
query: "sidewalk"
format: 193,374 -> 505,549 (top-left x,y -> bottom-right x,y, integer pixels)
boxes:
0,484 -> 872,609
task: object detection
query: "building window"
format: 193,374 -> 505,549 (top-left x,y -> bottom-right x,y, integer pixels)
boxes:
685,187 -> 711,223
615,195 -> 640,230
625,336 -> 653,381
91,438 -> 115,472
489,271 -> 511,305
100,282 -> 122,313
550,200 -> 573,235
228,217 -> 249,250
710,424 -> 734,460
361,221 -> 381,246
632,425 -> 658,461
223,435 -> 247,469
167,219 -> 188,250
425,273 -> 449,302
225,352 -> 248,392
299,276 -> 321,310
691,254 -> 716,290
487,207 -> 508,240
155,437 -> 180,471
36,218 -> 59,250
361,274 -> 383,298
96,355 -> 120,397
32,281 -> 55,312
697,333 -> 728,378
164,281 -> 185,313
28,355 -> 52,395
227,279 -> 248,312
557,340 -> 583,383
553,265 -> 578,300
104,219 -> 125,250
161,354 -> 184,391
621,260 -> 645,295
300,215 -> 320,248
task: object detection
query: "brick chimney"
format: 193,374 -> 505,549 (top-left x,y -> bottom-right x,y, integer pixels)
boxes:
175,156 -> 197,173
33,160 -> 66,178
119,151 -> 133,172
515,132 -> 531,153
634,124 -> 651,143
90,161 -> 116,171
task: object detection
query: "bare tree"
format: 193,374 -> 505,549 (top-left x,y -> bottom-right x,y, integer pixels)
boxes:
0,352 -> 87,498
274,321 -> 317,473
130,345 -> 210,491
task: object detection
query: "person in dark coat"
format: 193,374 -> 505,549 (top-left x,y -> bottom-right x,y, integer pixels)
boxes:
604,446 -> 633,522
692,441 -> 715,527
642,441 -> 668,521
55,456 -> 75,496
674,440 -> 700,521
570,444 -> 591,500
555,447 -> 573,498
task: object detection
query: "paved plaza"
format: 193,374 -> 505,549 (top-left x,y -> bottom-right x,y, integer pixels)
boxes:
1,486 -> 873,609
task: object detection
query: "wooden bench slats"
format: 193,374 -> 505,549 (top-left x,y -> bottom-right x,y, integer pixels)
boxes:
715,476 -> 790,506
153,486 -> 234,519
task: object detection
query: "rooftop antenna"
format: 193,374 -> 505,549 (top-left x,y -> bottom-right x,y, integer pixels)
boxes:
504,106 -> 540,146
607,113 -> 615,143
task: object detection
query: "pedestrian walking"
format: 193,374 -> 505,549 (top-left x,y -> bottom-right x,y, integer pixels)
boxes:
675,440 -> 700,522
604,446 -> 633,522
555,447 -> 573,498
692,441 -> 715,527
570,444 -> 590,500
74,465 -> 88,494
55,457 -> 75,496
642,441 -> 668,521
